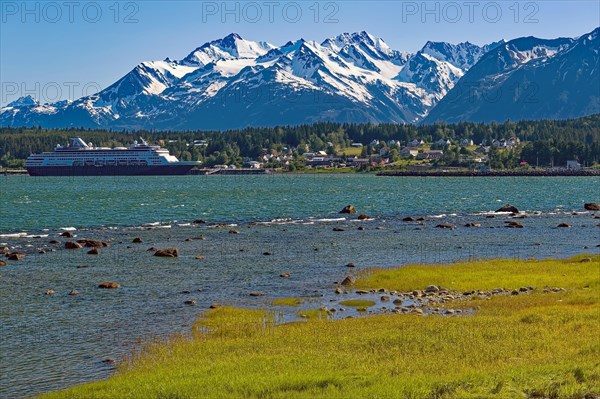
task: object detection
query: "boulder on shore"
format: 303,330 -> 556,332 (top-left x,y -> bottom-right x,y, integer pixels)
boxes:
98,281 -> 120,289
65,241 -> 83,249
339,205 -> 357,214
496,205 -> 519,213
154,248 -> 179,257
584,203 -> 600,211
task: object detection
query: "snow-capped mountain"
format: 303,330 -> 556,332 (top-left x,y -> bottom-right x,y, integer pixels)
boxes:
424,29 -> 599,123
2,29 -> 597,130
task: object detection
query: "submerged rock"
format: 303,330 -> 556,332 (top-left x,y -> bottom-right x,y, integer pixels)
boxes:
505,221 -> 524,228
464,223 -> 481,227
339,205 -> 356,214
436,223 -> 455,229
154,248 -> 179,257
333,227 -> 345,232
557,223 -> 571,228
249,292 -> 266,297
98,282 -> 120,289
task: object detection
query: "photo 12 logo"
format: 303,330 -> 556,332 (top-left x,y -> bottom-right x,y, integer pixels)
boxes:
1,1 -> 140,23
200,1 -> 340,23
1,82 -> 102,106
400,1 -> 539,23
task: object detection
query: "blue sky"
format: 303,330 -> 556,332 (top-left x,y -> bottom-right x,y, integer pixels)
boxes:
1,1 -> 598,106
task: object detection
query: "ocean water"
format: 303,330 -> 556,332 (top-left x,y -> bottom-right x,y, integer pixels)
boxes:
0,174 -> 599,398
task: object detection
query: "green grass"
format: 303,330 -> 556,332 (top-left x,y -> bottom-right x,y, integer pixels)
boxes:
40,255 -> 600,399
336,147 -> 362,156
339,299 -> 376,308
296,308 -> 329,319
272,297 -> 303,306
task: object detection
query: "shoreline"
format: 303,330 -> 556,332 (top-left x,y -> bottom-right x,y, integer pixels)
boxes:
377,169 -> 600,177
38,255 -> 600,399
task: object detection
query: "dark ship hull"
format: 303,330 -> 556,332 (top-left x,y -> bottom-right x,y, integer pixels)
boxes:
27,165 -> 195,176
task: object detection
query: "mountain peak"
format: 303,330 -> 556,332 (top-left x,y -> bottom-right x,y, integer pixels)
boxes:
7,95 -> 39,108
182,34 -> 274,66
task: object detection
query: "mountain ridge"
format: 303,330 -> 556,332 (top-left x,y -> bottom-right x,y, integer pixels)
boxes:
2,28 -> 598,130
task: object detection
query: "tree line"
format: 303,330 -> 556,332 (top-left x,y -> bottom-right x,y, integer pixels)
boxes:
1,115 -> 598,168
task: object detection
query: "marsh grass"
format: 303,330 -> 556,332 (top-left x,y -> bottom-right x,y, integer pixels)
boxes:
272,297 -> 303,306
339,299 -> 376,308
40,255 -> 600,399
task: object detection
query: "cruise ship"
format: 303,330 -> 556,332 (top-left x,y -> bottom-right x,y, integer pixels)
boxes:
25,137 -> 201,176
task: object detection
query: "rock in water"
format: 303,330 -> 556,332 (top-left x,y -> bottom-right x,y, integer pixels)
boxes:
505,221 -> 524,228
436,223 -> 455,229
341,276 -> 355,286
98,282 -> 120,289
496,205 -> 519,213
557,223 -> 571,228
154,248 -> 179,257
7,253 -> 25,260
87,248 -> 100,255
584,203 -> 600,211
79,240 -> 108,247
357,214 -> 369,220
339,205 -> 356,214
65,241 -> 83,249
132,237 -> 143,243
60,231 -> 74,238
0,260 -> 7,266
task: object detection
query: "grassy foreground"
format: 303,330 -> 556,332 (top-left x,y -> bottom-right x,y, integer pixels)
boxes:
41,255 -> 600,399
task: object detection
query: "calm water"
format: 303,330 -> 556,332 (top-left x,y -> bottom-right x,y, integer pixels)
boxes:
1,174 -> 599,398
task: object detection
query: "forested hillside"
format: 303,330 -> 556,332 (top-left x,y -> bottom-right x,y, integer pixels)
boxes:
1,115 -> 598,168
